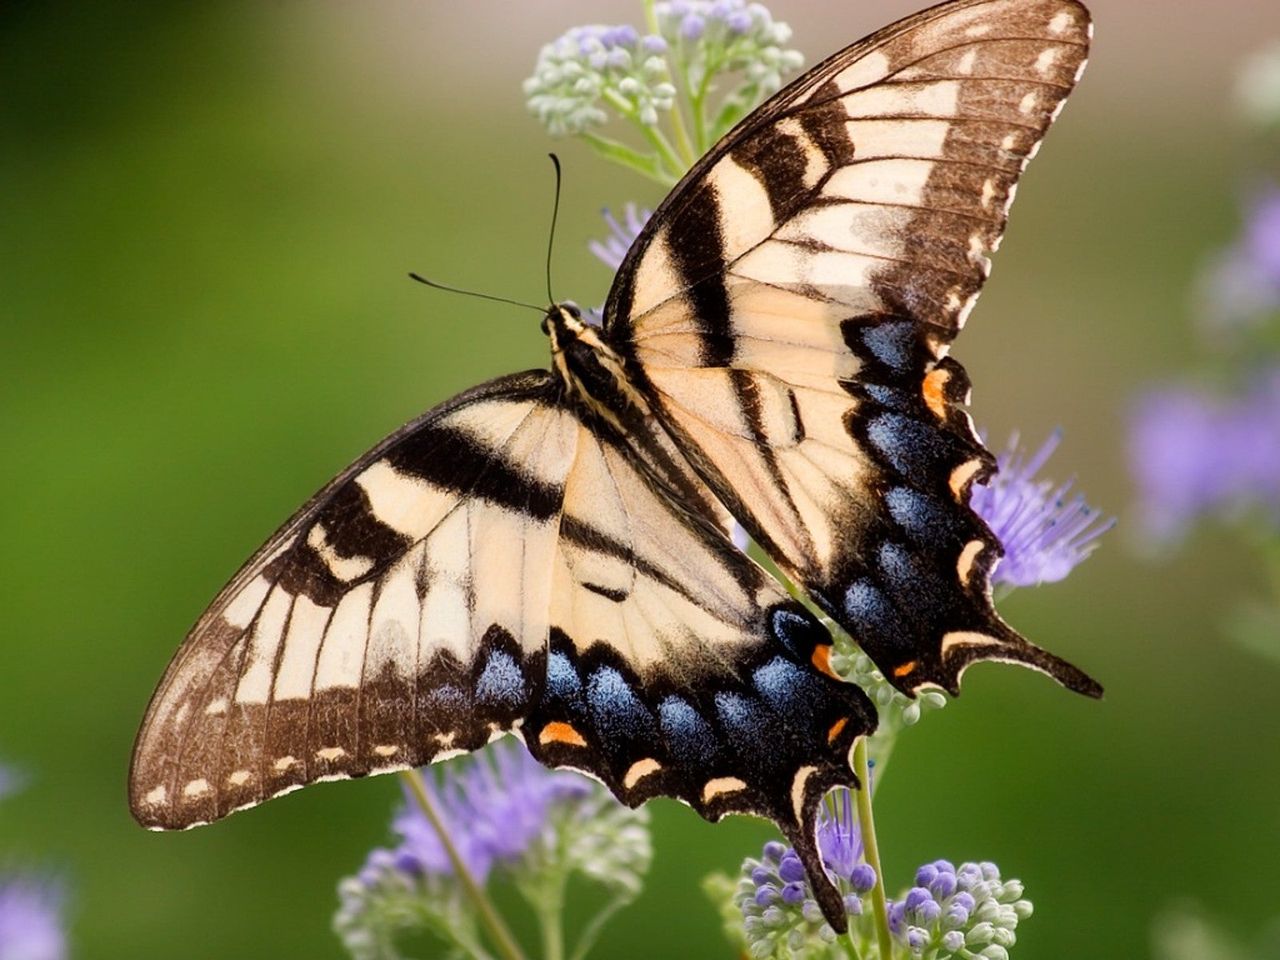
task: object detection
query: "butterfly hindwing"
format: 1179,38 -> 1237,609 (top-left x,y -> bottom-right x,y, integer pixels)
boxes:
131,373 -> 873,908
604,0 -> 1100,697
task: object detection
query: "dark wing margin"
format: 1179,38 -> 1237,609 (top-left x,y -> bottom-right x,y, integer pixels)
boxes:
130,370 -> 577,829
602,0 -> 1101,699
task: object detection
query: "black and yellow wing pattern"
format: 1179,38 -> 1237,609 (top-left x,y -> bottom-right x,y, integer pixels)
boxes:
131,0 -> 1099,933
604,0 -> 1100,698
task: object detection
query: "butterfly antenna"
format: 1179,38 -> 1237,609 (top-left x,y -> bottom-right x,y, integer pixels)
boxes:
546,153 -> 562,306
407,273 -> 543,314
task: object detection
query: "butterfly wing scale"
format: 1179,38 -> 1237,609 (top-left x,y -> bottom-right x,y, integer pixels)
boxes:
604,0 -> 1100,697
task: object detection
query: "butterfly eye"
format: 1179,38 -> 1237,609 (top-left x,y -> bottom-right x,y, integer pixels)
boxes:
540,315 -> 550,336
562,300 -> 581,319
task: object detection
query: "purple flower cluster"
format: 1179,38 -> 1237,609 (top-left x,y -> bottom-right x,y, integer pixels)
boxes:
653,0 -> 803,95
736,789 -> 876,956
525,25 -> 674,135
363,740 -> 590,886
970,431 -> 1114,587
1130,368 -> 1280,540
0,877 -> 66,960
888,860 -> 1031,959
1200,185 -> 1280,333
659,0 -> 758,41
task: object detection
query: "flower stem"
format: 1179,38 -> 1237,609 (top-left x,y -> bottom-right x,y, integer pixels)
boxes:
853,739 -> 894,960
400,770 -> 529,960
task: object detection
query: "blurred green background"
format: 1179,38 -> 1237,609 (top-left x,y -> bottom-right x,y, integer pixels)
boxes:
3,1 -> 1279,957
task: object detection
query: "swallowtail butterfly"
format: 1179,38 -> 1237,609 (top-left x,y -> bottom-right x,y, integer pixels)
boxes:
131,0 -> 1100,930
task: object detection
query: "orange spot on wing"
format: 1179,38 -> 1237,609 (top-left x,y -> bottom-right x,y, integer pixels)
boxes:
538,721 -> 587,747
827,717 -> 849,743
811,644 -> 840,679
922,367 -> 950,419
893,660 -> 918,679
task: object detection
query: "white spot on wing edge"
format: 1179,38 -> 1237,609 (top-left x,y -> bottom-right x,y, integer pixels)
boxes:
790,765 -> 818,823
143,785 -> 167,806
623,758 -> 662,790
956,540 -> 985,587
182,778 -> 211,799
373,744 -> 401,758
702,776 -> 748,803
205,697 -> 228,716
1048,10 -> 1073,35
227,770 -> 252,787
315,746 -> 346,762
1035,48 -> 1060,75
273,755 -> 299,773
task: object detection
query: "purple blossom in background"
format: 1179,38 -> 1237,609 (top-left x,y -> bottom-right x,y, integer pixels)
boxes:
369,739 -> 590,886
887,860 -> 1031,959
736,789 -> 876,954
971,431 -> 1114,587
1199,184 -> 1280,333
589,204 -> 651,272
1129,368 -> 1280,540
0,876 -> 66,960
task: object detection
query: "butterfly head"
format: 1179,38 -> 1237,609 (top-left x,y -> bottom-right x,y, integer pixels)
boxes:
543,300 -> 646,423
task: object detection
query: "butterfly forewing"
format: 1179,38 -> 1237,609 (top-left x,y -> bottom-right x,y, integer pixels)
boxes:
605,0 -> 1100,697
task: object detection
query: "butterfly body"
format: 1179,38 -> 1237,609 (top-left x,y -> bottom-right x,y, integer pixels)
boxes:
132,0 -> 1099,932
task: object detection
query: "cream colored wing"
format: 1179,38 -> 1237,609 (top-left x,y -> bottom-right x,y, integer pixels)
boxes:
130,371 -> 579,829
603,0 -> 1100,698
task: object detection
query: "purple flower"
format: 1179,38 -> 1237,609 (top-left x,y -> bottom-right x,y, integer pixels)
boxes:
971,431 -> 1114,587
588,204 -> 651,273
0,875 -> 66,960
736,787 -> 876,953
887,860 -> 1032,958
1130,368 -> 1280,540
816,788 -> 866,886
1199,184 -> 1280,332
362,739 -> 589,887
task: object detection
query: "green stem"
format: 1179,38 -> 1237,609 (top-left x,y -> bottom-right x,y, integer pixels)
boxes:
400,770 -> 529,960
535,883 -> 565,960
853,739 -> 894,960
600,88 -> 685,181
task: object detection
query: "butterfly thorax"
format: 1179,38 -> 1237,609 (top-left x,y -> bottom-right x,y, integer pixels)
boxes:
544,302 -> 649,432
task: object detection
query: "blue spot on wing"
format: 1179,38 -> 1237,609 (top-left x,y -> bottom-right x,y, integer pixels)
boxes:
475,650 -> 526,708
856,321 -> 916,372
658,696 -> 719,767
885,486 -> 960,543
752,657 -> 820,729
867,413 -> 946,485
545,651 -> 582,703
844,579 -> 914,660
587,666 -> 655,743
715,692 -> 776,771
